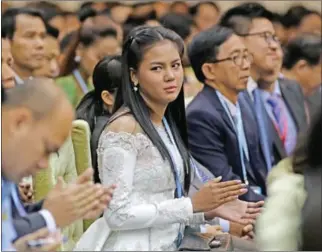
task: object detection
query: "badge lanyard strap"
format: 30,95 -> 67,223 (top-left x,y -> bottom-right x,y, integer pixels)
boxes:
73,69 -> 89,94
162,117 -> 184,247
216,91 -> 249,185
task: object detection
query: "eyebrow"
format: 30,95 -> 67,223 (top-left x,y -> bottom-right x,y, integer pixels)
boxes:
229,48 -> 248,55
149,58 -> 181,65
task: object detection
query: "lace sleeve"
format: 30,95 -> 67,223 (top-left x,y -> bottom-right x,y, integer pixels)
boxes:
98,132 -> 204,231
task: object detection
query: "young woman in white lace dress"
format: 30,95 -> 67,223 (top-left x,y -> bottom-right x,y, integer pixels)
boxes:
78,26 -> 249,251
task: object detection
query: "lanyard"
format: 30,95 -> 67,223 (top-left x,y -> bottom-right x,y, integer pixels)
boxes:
162,118 -> 184,247
270,112 -> 288,145
73,69 -> 89,94
216,91 -> 249,185
162,118 -> 183,198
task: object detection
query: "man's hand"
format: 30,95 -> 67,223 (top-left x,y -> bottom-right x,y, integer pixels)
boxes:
75,168 -> 116,219
230,222 -> 254,239
83,184 -> 116,219
204,199 -> 264,225
43,175 -> 103,228
18,182 -> 34,203
13,228 -> 62,252
43,168 -> 116,227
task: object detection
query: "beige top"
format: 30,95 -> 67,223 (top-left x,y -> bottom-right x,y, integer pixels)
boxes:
256,159 -> 307,251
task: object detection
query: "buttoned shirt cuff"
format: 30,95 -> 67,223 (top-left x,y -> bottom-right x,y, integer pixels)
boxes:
219,218 -> 230,232
39,209 -> 57,233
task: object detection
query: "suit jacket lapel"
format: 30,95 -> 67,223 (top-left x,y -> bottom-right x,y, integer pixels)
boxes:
280,80 -> 303,131
203,86 -> 235,133
239,98 -> 263,182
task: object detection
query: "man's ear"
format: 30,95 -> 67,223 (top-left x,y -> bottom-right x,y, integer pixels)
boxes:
8,107 -> 34,135
294,59 -> 308,70
201,63 -> 217,82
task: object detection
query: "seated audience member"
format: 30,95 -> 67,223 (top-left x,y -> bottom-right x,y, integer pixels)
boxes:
1,29 -> 15,89
109,3 -> 133,25
56,26 -> 121,107
256,110 -> 322,251
282,5 -> 321,41
76,55 -> 121,183
281,34 -> 321,123
190,2 -> 221,32
187,25 -> 266,202
159,13 -> 202,104
169,1 -> 190,15
2,78 -> 115,239
33,23 -> 60,78
2,8 -> 47,84
220,3 -> 308,167
271,12 -> 288,47
1,85 -> 61,252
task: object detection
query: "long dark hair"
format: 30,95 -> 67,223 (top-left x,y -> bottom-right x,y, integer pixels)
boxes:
113,25 -> 191,195
76,55 -> 121,132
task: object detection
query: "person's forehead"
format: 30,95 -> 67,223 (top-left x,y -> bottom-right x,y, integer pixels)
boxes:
15,14 -> 46,32
249,17 -> 274,32
142,40 -> 181,63
218,35 -> 246,55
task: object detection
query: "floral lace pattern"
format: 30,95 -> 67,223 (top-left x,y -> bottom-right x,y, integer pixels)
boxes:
95,130 -> 195,251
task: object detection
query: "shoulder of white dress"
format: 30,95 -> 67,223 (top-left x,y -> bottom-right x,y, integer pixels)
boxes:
98,131 -> 152,152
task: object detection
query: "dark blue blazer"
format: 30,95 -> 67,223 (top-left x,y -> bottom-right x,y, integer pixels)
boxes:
186,85 -> 266,202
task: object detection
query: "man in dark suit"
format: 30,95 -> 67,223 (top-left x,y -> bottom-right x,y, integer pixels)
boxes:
281,34 -> 321,124
220,3 -> 308,167
187,25 -> 266,202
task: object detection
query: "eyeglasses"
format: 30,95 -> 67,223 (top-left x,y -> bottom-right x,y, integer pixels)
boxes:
240,31 -> 280,45
208,53 -> 254,67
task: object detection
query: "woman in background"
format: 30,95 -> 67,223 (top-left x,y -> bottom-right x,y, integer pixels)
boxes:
76,55 -> 122,183
57,26 -> 121,107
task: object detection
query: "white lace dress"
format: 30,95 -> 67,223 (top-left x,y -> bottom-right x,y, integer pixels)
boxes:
93,125 -> 205,251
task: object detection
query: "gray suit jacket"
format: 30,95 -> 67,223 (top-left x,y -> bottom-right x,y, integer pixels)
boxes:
11,186 -> 47,238
306,89 -> 321,121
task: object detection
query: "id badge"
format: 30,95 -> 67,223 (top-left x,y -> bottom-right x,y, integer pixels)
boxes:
250,186 -> 262,195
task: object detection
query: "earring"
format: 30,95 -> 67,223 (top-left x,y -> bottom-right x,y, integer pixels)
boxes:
74,55 -> 81,63
133,82 -> 139,92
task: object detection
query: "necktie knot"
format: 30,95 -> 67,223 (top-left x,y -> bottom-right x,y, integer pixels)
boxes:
267,94 -> 280,109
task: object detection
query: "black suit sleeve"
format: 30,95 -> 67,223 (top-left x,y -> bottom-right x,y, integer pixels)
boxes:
13,212 -> 47,238
24,200 -> 44,213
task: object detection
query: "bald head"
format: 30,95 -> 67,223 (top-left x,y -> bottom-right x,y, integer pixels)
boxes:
2,77 -> 74,183
3,77 -> 72,120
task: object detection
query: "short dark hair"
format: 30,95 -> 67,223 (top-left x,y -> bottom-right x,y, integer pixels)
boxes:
2,7 -> 46,40
188,25 -> 234,83
26,1 -> 63,22
283,34 -> 322,69
281,5 -> 319,28
190,1 -> 220,16
45,23 -> 59,39
219,2 -> 274,35
159,13 -> 195,41
79,27 -> 117,47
